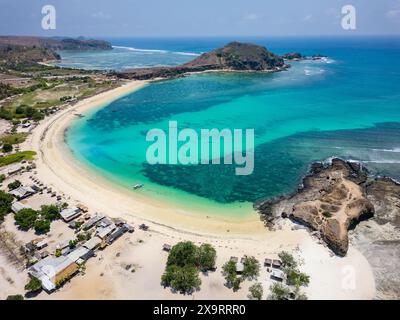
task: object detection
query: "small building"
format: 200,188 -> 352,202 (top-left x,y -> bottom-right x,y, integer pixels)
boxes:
98,218 -> 113,228
96,225 -> 116,239
24,242 -> 36,254
163,244 -> 172,252
272,259 -> 282,269
40,251 -> 50,259
35,240 -> 48,250
11,201 -> 31,213
82,237 -> 102,251
28,256 -> 79,292
2,164 -> 23,176
106,226 -> 127,245
113,218 -> 126,227
82,214 -> 104,230
10,186 -> 36,200
56,240 -> 70,251
67,247 -> 93,263
60,207 -> 82,222
236,262 -> 244,274
264,258 -> 272,267
76,203 -> 89,213
271,269 -> 285,282
124,223 -> 134,233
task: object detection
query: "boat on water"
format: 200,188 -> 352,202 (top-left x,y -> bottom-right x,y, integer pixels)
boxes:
133,184 -> 144,190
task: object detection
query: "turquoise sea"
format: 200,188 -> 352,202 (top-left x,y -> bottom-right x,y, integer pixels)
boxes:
63,37 -> 400,216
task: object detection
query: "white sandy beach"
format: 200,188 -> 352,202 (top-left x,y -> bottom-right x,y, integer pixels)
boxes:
0,79 -> 376,300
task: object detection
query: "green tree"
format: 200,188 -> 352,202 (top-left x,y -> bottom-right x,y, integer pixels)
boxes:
232,276 -> 242,292
55,248 -> 62,257
0,174 -> 5,183
6,294 -> 24,300
14,208 -> 38,230
24,277 -> 42,292
278,251 -> 298,270
40,204 -> 60,221
249,282 -> 263,300
2,143 -> 12,153
32,111 -> 45,121
69,239 -> 77,249
7,180 -> 21,190
167,241 -> 197,267
222,260 -> 238,288
268,283 -> 291,300
286,269 -> 310,288
242,256 -> 260,280
196,243 -> 216,271
162,265 -> 201,293
0,190 -> 13,219
34,219 -> 50,234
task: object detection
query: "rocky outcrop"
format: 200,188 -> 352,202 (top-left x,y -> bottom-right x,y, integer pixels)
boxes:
0,36 -> 112,64
0,36 -> 112,51
281,52 -> 303,60
184,42 -> 285,71
117,42 -> 288,80
255,159 -> 376,256
350,177 -> 400,299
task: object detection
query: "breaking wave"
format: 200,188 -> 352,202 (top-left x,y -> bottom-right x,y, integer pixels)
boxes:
113,45 -> 199,56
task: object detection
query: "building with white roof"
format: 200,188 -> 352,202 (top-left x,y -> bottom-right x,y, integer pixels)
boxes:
60,207 -> 82,222
10,186 -> 36,199
11,201 -> 31,213
83,237 -> 102,251
28,256 -> 79,292
67,247 -> 93,263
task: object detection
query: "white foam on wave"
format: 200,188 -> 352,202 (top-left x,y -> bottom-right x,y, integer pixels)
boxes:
174,51 -> 200,56
304,67 -> 325,76
364,160 -> 400,164
113,45 -> 199,56
312,57 -> 336,64
113,45 -> 168,53
372,148 -> 400,153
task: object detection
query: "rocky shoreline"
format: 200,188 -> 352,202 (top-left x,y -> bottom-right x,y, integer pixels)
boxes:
255,158 -> 400,299
255,158 -> 399,256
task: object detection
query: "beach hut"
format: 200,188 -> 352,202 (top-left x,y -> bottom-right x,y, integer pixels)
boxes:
106,226 -> 127,245
272,259 -> 282,269
60,207 -> 82,222
124,223 -> 134,233
264,258 -> 272,267
271,269 -> 285,282
163,244 -> 172,252
10,186 -> 36,200
11,201 -> 31,213
236,262 -> 244,274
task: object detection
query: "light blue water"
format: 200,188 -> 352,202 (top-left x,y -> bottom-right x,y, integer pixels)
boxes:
65,37 -> 400,215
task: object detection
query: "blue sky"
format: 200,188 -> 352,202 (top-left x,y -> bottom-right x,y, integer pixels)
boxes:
0,0 -> 399,37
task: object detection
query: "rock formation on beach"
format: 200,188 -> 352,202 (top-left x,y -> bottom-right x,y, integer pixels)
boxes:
255,158 -> 398,256
117,42 -> 288,80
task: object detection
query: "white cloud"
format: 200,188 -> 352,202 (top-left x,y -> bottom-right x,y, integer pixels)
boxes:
241,13 -> 260,22
387,9 -> 400,18
91,11 -> 112,20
